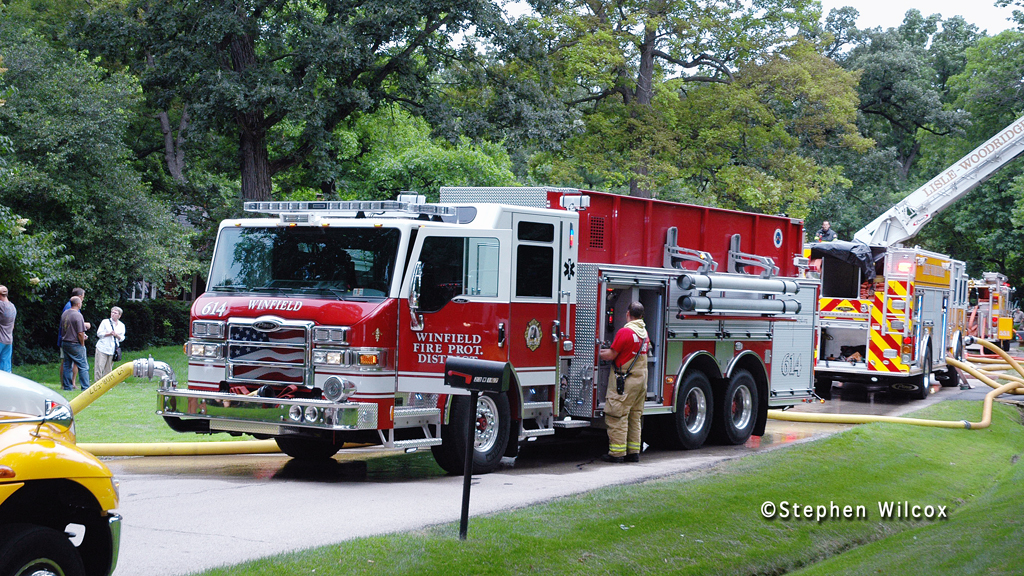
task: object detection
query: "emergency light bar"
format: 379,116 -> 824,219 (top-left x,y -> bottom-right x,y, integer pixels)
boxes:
243,200 -> 457,218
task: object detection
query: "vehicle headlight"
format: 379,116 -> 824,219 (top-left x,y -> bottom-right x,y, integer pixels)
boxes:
192,320 -> 226,339
188,342 -> 223,358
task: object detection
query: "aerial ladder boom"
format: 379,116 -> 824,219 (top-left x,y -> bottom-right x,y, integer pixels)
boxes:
854,114 -> 1024,246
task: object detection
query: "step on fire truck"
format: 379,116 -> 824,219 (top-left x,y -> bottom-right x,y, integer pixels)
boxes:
157,187 -> 818,473
809,242 -> 968,399
967,272 -> 1018,351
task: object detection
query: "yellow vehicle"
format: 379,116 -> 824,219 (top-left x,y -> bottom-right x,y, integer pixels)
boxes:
0,372 -> 120,576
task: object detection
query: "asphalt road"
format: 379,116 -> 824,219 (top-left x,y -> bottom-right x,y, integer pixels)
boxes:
106,379 -> 998,576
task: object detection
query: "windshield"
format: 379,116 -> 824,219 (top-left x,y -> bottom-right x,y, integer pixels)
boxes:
208,226 -> 401,298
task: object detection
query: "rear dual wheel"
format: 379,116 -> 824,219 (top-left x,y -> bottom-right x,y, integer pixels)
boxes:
712,369 -> 759,445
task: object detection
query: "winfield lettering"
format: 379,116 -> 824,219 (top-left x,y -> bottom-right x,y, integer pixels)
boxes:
247,299 -> 303,312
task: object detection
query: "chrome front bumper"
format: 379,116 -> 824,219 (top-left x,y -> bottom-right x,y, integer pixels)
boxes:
157,388 -> 379,432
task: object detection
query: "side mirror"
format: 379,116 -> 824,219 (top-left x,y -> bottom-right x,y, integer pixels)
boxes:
409,261 -> 424,331
43,404 -> 74,431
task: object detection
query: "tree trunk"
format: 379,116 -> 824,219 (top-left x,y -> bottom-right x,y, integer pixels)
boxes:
628,27 -> 657,198
228,32 -> 273,202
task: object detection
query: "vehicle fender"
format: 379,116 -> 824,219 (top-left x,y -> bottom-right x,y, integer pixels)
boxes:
674,351 -> 722,411
0,437 -> 114,491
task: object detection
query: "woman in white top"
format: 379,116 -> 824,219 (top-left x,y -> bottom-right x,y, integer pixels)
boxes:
94,306 -> 126,381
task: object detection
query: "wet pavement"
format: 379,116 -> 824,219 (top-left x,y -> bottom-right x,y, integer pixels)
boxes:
106,377 -> 1015,576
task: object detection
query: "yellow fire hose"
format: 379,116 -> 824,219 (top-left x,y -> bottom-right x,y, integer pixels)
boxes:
768,338 -> 1024,429
70,357 -> 282,457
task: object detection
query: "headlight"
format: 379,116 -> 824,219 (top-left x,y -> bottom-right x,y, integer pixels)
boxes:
192,320 -> 226,339
188,342 -> 223,358
313,326 -> 349,344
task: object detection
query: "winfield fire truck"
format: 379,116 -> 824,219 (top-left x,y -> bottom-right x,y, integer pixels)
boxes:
157,187 -> 818,473
809,242 -> 968,399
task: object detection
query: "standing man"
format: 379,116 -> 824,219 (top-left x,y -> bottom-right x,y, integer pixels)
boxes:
814,221 -> 836,242
598,301 -> 649,463
60,296 -> 91,391
0,286 -> 16,372
58,288 -> 90,387
94,306 -> 125,381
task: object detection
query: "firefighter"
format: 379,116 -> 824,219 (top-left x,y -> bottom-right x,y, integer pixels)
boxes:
598,301 -> 649,463
814,220 -> 836,242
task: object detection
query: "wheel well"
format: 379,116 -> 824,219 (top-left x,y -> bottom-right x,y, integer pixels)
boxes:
675,352 -> 722,411
0,479 -> 113,576
728,352 -> 769,436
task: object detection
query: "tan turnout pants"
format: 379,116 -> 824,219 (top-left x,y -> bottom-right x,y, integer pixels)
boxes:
604,356 -> 647,457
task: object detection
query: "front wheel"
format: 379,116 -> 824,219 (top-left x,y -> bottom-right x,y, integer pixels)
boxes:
712,370 -> 759,445
668,371 -> 714,450
0,524 -> 86,576
432,392 -> 511,475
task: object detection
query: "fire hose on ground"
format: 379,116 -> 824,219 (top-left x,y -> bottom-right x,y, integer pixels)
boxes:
72,357 -> 282,457
768,338 -> 1024,429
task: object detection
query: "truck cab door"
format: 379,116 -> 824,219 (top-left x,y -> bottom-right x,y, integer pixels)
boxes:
398,229 -> 512,394
509,213 -> 578,392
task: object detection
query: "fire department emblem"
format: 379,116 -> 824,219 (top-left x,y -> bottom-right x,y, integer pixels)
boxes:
525,319 -> 543,351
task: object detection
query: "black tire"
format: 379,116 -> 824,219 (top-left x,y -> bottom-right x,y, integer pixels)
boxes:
712,369 -> 759,445
915,346 -> 933,400
669,371 -> 714,450
275,436 -> 342,460
0,524 -> 86,576
814,376 -> 832,398
431,392 -> 510,475
939,337 -> 963,387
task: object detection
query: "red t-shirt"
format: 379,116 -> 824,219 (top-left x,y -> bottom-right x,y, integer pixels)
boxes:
610,326 -> 649,369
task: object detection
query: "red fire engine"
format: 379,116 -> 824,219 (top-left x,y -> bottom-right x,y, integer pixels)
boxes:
158,188 -> 818,473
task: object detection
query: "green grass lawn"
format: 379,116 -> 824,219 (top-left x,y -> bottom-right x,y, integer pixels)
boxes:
12,345 -> 234,443
189,400 -> 1024,575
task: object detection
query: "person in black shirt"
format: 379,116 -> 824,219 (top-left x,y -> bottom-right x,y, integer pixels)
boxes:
815,220 -> 836,242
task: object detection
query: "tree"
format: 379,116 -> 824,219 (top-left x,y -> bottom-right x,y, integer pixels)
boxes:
916,30 -> 1024,287
74,0 -> 509,202
516,0 -> 870,207
841,11 -> 972,181
0,21 -> 194,302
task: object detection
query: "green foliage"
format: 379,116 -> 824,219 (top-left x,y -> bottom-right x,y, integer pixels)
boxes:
915,30 -> 1024,287
0,205 -> 70,297
117,298 -> 191,349
72,0 -> 509,202
0,19 -> 197,364
287,106 -> 518,201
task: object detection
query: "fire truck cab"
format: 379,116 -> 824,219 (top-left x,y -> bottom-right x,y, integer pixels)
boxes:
158,188 -> 818,473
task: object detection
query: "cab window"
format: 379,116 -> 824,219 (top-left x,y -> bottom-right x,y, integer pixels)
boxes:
419,236 -> 500,312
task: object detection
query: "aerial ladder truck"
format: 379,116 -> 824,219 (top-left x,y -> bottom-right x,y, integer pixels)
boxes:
811,113 -> 1024,398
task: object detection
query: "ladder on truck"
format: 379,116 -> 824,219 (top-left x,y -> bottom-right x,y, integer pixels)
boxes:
854,114 -> 1024,247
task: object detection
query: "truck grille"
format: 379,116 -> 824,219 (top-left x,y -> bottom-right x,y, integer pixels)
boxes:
226,321 -> 312,386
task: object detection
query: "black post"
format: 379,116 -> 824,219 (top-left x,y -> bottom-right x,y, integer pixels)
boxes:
459,390 -> 478,540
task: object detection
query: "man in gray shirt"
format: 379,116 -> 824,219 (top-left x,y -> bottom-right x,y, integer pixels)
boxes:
0,285 -> 15,372
60,295 -> 91,390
